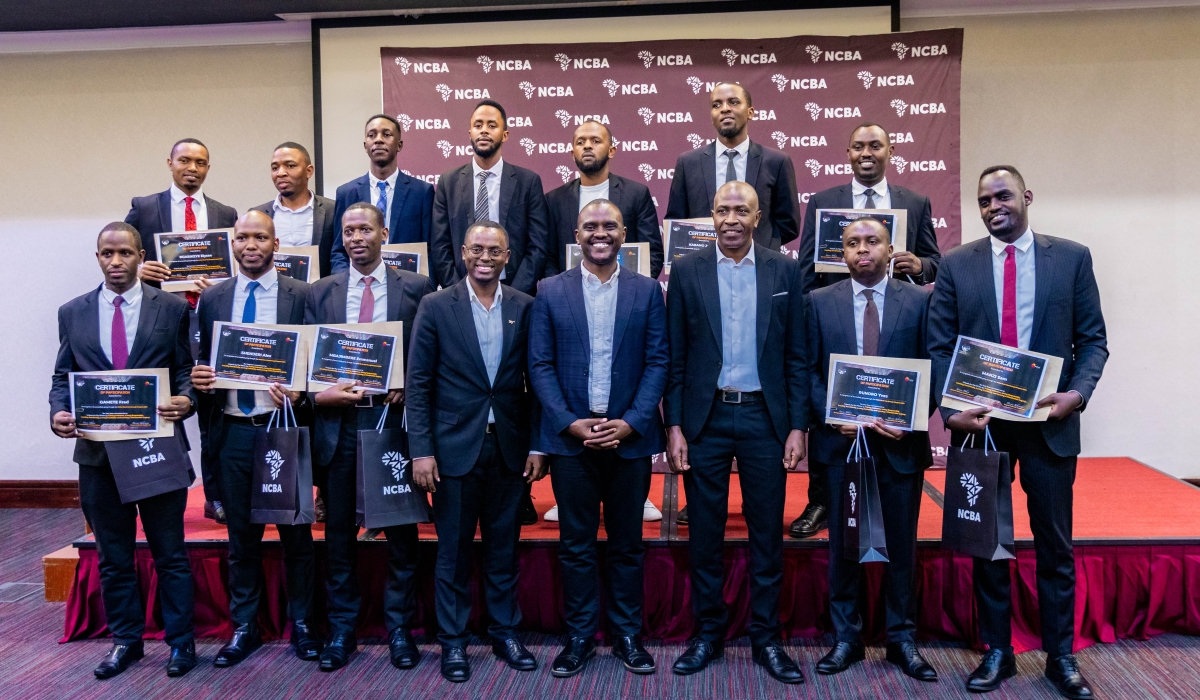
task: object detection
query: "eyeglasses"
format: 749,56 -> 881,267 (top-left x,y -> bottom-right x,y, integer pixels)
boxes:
465,246 -> 508,258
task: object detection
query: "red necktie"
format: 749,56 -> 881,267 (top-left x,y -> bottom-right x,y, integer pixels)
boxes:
358,276 -> 376,323
1000,244 -> 1019,347
111,296 -> 129,370
184,196 -> 197,231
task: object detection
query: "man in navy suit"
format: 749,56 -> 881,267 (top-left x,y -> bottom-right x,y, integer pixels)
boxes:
430,100 -> 550,295
665,82 -> 799,251
407,222 -> 545,683
528,200 -> 668,678
806,218 -> 937,682
929,166 -> 1107,699
251,142 -> 339,278
330,115 -> 435,273
49,223 -> 197,679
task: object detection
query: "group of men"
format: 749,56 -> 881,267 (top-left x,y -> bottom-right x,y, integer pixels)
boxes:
49,82 -> 1106,700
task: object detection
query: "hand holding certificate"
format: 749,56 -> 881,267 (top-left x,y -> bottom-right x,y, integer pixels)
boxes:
209,322 -> 306,391
940,336 -> 1063,421
68,368 -> 176,441
826,355 -> 931,432
814,209 -> 908,275
307,323 -> 404,392
154,229 -> 236,292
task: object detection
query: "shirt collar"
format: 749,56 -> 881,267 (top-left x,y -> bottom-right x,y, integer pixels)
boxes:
990,228 -> 1034,256
169,183 -> 203,203
472,157 -> 505,180
850,275 -> 889,298
368,170 -> 399,189
852,177 -> 888,197
273,192 -> 314,214
100,281 -> 144,306
349,260 -> 388,287
238,268 -> 278,293
716,243 -> 756,266
581,264 -> 620,287
465,278 -> 503,308
720,138 -> 751,158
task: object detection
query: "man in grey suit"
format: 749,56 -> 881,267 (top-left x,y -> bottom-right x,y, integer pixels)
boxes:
250,143 -> 338,278
929,166 -> 1107,699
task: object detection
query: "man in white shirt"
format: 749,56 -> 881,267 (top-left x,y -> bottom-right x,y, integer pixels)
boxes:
250,142 -> 339,278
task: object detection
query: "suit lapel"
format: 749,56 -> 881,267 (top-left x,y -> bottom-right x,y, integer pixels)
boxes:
312,198 -> 329,246
563,268 -> 592,364
217,279 -> 236,322
357,176 -> 372,212
698,246 -> 722,350
608,175 -> 623,209
157,190 -> 172,233
501,286 -> 519,362
451,282 -> 491,385
888,184 -> 904,210
744,141 -> 762,190
454,166 -> 473,234
1029,233 -> 1054,348
388,176 -> 411,242
80,288 -> 111,370
700,143 -> 717,211
276,279 -> 298,323
837,183 -> 854,208
835,281 -> 859,355
328,273 -> 349,324
611,272 -> 634,357
754,249 -> 772,361
498,162 -> 516,226
386,267 -> 404,322
127,285 -> 162,367
878,279 -> 904,355
974,240 -> 1001,341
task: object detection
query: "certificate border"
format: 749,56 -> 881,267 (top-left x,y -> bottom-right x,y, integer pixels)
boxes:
825,353 -> 930,432
565,241 -> 651,277
381,242 -> 429,277
306,322 -> 405,392
662,217 -> 716,270
275,245 -> 320,283
939,335 -> 1063,422
209,321 -> 307,391
69,367 -> 174,441
812,208 -> 908,276
154,228 -> 237,292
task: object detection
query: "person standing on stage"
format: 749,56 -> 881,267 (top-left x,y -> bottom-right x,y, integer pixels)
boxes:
664,181 -> 809,685
330,115 -> 434,274
806,218 -> 937,682
190,211 -> 321,667
529,200 -> 668,678
929,166 -> 1107,699
407,222 -> 545,683
790,122 -> 942,541
50,223 -> 197,679
250,142 -> 339,279
304,202 -> 436,672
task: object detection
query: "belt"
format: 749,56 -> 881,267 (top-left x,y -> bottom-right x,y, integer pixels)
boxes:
717,389 -> 764,404
485,422 -> 496,433
354,394 -> 384,408
590,412 -> 607,419
225,412 -> 273,427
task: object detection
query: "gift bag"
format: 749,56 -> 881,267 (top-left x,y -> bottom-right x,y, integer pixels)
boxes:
941,427 -> 1015,561
357,405 -> 431,529
841,427 -> 889,563
104,429 -> 194,504
251,398 -> 316,525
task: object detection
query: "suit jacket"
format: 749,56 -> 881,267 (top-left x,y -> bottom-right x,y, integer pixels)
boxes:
406,281 -> 536,476
929,233 -> 1108,457
528,267 -> 668,458
303,265 -> 436,466
543,173 -> 664,279
664,243 -> 809,443
50,283 -> 196,466
807,278 -> 933,473
431,161 -> 550,294
665,140 -> 800,249
124,189 -> 238,262
797,183 -> 942,294
251,195 -> 337,278
330,172 -> 435,273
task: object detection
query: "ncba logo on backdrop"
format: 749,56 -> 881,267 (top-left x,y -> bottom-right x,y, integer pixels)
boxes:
555,165 -> 578,183
434,84 -> 491,102
555,110 -> 610,128
553,53 -> 610,70
686,133 -> 713,150
805,44 -> 862,63
638,163 -> 674,182
393,57 -> 448,74
685,77 -> 729,95
518,138 -> 574,156
397,113 -> 449,131
517,81 -> 574,99
721,48 -> 776,66
856,71 -> 915,89
891,41 -> 950,59
476,55 -> 532,73
601,78 -> 657,96
889,155 -> 947,173
638,50 -> 692,68
890,99 -> 947,117
637,107 -> 692,125
401,169 -> 440,185
803,102 -> 862,121
770,131 -> 828,150
770,74 -> 827,92
803,159 -> 851,177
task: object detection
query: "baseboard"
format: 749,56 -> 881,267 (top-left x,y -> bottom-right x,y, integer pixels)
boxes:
0,480 -> 79,508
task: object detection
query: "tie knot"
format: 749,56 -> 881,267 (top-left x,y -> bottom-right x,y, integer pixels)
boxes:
1005,244 -> 1017,256
246,280 -> 260,293
478,171 -> 490,182
113,295 -> 124,308
725,149 -> 738,158
361,275 -> 375,288
862,289 -> 874,301
376,180 -> 387,190
862,188 -> 876,197
184,196 -> 194,205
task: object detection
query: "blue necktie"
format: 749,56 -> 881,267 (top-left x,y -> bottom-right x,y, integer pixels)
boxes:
237,281 -> 260,415
376,180 -> 388,224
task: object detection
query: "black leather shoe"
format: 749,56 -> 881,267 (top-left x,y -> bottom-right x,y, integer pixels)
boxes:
753,642 -> 804,684
94,641 -> 144,679
551,636 -> 596,678
166,641 -> 197,677
672,638 -> 722,675
1045,654 -> 1094,699
613,635 -> 655,674
966,648 -> 1016,693
204,500 -> 227,525
388,628 -> 420,669
815,641 -> 865,675
519,492 -> 538,526
492,638 -> 537,671
358,527 -> 384,541
886,641 -> 938,681
214,623 -> 262,667
788,503 -> 827,539
319,633 -> 357,671
441,646 -> 470,682
291,620 -> 322,661
676,505 -> 689,524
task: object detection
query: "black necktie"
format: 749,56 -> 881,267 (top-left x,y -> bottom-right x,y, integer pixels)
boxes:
862,187 -> 877,209
862,289 -> 879,356
724,149 -> 738,185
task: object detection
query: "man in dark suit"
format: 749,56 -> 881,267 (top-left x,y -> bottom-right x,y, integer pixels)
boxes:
544,121 -> 663,279
929,166 -> 1107,699
49,223 -> 197,679
250,142 -> 338,278
790,123 -> 943,541
407,222 -> 544,683
304,202 -> 436,672
431,100 -> 550,295
665,82 -> 799,251
190,211 -> 320,667
529,200 -> 668,678
331,115 -> 435,273
663,181 -> 809,684
806,218 -> 937,682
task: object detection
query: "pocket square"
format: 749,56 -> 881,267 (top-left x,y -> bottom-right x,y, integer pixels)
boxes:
772,291 -> 788,297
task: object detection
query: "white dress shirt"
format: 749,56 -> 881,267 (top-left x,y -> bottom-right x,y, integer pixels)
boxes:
347,261 -> 389,324
716,245 -> 760,391
225,269 -> 281,416
716,137 -> 751,190
471,157 -> 504,223
169,183 -> 209,231
272,193 -> 315,248
578,180 -> 610,211
466,280 -> 504,423
850,276 -> 888,355
581,265 -> 619,413
991,228 -> 1036,350
98,282 -> 143,364
852,177 -> 891,210
368,170 -> 399,225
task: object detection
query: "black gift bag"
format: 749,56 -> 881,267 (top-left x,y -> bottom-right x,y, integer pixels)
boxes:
250,398 -> 316,525
841,427 -> 889,563
941,427 -> 1015,561
357,405 -> 431,529
104,428 -> 194,504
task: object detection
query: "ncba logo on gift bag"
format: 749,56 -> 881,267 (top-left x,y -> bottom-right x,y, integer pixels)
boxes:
957,472 -> 982,521
132,438 -> 166,468
381,451 -> 412,495
847,481 -> 858,527
262,450 -> 284,492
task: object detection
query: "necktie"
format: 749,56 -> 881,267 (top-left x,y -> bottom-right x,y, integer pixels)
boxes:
375,181 -> 388,224
238,281 -> 261,415
184,196 -> 197,231
724,149 -> 738,185
862,188 -> 877,209
1001,245 -> 1019,347
358,276 -> 376,323
475,172 -> 490,222
862,289 -> 879,356
111,296 -> 129,370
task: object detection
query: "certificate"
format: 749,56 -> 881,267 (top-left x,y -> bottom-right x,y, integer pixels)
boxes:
308,323 -> 404,392
940,336 -> 1063,421
566,242 -> 650,276
209,322 -> 304,390
826,355 -> 931,432
381,243 -> 429,277
275,245 -> 319,283
69,368 -> 174,441
662,218 -> 716,267
155,229 -> 236,292
813,209 -> 907,275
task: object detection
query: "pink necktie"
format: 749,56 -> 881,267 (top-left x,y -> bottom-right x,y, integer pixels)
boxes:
1000,245 -> 1018,347
111,296 -> 129,369
358,276 -> 375,323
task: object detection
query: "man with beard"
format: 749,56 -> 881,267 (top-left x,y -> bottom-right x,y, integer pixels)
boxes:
251,142 -> 338,278
330,115 -> 435,273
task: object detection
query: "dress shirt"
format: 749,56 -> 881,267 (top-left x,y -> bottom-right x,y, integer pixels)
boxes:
578,180 -> 610,211
466,280 -> 504,423
272,193 -> 315,248
98,282 -> 143,364
850,276 -> 889,356
990,227 -> 1036,350
581,265 -> 619,413
715,245 -> 760,391
224,269 -> 280,416
716,137 -> 751,190
851,177 -> 891,210
368,170 -> 399,225
169,183 -> 209,231
347,261 -> 389,324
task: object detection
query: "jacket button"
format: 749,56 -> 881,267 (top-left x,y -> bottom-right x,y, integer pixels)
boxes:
583,369 -> 588,376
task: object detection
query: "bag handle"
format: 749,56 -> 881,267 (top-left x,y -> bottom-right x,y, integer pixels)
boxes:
266,394 -> 296,432
375,403 -> 390,433
846,424 -> 872,463
957,424 -> 997,455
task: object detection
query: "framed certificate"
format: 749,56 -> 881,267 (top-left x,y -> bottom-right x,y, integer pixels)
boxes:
812,209 -> 907,275
940,336 -> 1063,421
275,246 -> 319,283
69,368 -> 174,441
209,322 -> 307,391
826,354 -> 931,432
154,229 -> 236,292
565,242 -> 651,277
381,243 -> 429,277
662,218 -> 716,267
307,322 -> 404,392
